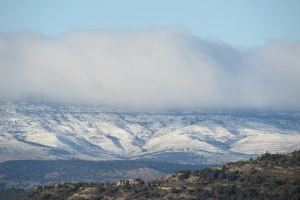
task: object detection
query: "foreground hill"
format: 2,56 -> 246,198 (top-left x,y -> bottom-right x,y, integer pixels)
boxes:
1,102 -> 300,164
18,150 -> 300,200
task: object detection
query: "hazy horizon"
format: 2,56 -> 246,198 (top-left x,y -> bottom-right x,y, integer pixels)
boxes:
0,28 -> 300,110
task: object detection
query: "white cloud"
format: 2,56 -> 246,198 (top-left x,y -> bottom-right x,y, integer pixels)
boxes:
0,28 -> 299,110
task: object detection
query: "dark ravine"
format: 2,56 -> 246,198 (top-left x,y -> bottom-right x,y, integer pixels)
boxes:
10,150 -> 300,200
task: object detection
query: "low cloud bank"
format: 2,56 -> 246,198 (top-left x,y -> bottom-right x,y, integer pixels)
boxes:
0,28 -> 299,110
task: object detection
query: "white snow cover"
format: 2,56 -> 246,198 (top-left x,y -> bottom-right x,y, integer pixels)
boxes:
231,129 -> 300,154
0,102 -> 299,163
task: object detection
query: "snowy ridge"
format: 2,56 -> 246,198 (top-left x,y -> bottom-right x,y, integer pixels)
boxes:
0,102 -> 300,164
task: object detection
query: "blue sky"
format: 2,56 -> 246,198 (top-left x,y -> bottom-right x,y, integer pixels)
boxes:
0,0 -> 299,46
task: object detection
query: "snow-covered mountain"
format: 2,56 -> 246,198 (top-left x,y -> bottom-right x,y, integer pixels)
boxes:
0,102 -> 300,164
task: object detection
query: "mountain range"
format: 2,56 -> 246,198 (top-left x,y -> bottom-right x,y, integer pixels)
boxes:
1,102 -> 300,164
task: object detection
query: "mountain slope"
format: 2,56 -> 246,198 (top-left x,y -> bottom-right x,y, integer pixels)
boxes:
1,102 -> 300,164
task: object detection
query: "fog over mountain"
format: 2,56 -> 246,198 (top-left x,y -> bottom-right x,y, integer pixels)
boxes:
0,27 -> 299,110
